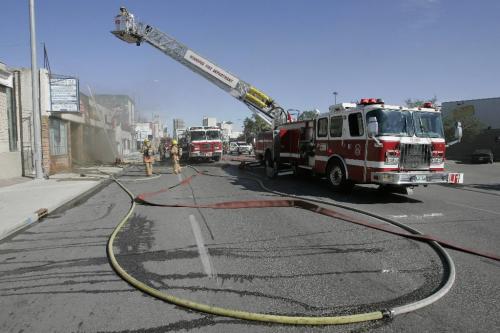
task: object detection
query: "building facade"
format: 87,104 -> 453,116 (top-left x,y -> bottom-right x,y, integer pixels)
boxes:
12,66 -> 136,176
172,118 -> 185,139
202,116 -> 216,127
0,62 -> 22,179
94,95 -> 136,156
442,97 -> 500,129
442,97 -> 500,161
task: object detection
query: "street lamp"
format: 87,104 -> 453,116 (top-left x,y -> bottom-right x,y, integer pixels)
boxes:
333,91 -> 338,105
29,0 -> 43,179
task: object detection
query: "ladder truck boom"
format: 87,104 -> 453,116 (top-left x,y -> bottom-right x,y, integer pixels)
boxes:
111,7 -> 288,127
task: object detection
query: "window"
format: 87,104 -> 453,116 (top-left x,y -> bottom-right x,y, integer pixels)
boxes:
317,117 -> 328,137
49,118 -> 68,155
190,131 -> 206,141
206,130 -> 220,140
330,116 -> 343,137
413,111 -> 444,138
5,87 -> 18,151
366,109 -> 413,137
348,113 -> 364,137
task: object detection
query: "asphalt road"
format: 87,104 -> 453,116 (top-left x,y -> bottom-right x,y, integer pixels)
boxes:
0,159 -> 499,332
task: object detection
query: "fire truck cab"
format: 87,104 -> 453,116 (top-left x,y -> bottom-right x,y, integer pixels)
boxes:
187,126 -> 223,162
256,98 -> 463,193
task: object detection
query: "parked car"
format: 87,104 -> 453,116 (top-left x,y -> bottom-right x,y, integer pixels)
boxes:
470,149 -> 494,164
236,141 -> 253,155
229,142 -> 239,154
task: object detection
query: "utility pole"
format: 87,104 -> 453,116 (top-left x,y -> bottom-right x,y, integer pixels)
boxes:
333,91 -> 338,105
29,0 -> 43,179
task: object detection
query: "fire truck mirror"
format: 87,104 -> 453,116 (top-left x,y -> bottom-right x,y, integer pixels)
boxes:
454,121 -> 463,142
367,117 -> 379,137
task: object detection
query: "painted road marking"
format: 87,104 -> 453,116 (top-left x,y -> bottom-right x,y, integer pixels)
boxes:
390,213 -> 443,219
189,214 -> 217,280
445,201 -> 500,216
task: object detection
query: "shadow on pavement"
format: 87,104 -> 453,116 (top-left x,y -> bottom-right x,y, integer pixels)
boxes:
220,163 -> 422,205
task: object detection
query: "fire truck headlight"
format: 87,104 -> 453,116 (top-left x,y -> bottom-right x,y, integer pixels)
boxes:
431,157 -> 443,164
385,150 -> 400,165
431,151 -> 444,164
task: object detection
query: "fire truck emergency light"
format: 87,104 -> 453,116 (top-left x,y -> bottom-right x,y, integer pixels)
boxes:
359,98 -> 384,105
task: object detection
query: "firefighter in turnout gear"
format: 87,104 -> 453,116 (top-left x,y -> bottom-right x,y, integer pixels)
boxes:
142,138 -> 154,176
170,139 -> 181,174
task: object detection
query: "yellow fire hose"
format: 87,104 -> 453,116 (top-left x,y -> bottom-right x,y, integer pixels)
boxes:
107,176 -> 386,325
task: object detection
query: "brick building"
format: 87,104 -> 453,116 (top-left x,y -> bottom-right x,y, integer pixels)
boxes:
11,66 -> 134,176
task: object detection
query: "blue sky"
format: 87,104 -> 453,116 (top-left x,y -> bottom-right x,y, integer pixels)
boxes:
1,0 -> 499,131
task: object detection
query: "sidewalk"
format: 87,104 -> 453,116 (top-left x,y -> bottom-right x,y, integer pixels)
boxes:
0,166 -> 122,241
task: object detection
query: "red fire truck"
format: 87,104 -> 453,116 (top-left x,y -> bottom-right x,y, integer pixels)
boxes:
256,98 -> 463,194
112,10 -> 463,193
186,126 -> 223,162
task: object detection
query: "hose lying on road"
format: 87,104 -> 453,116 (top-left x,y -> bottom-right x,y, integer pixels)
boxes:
106,163 -> 496,325
107,171 -> 386,325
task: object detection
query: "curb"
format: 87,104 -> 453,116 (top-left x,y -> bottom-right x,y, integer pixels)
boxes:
0,174 -> 119,243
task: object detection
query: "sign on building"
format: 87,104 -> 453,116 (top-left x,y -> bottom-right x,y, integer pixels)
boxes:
49,74 -> 80,112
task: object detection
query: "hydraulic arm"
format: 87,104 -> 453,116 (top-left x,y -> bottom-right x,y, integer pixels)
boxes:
112,7 -> 288,127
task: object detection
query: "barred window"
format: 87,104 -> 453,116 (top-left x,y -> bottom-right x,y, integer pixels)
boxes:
5,86 -> 18,152
49,118 -> 68,155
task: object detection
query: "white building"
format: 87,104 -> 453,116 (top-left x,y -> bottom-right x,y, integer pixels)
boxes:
173,118 -> 185,138
442,97 -> 500,129
0,62 -> 21,179
135,122 -> 152,148
217,121 -> 233,141
202,116 -> 216,127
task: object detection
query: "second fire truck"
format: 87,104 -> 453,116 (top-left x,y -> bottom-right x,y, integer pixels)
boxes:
186,126 -> 223,162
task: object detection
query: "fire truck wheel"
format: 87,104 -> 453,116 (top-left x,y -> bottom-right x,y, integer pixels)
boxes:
265,153 -> 277,179
326,160 -> 353,192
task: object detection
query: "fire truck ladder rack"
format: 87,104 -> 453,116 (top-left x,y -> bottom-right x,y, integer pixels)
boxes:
112,7 -> 288,128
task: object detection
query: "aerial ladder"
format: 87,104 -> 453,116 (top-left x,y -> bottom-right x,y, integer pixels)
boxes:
111,7 -> 289,128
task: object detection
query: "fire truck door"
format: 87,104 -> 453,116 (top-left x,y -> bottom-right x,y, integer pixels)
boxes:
346,112 -> 367,183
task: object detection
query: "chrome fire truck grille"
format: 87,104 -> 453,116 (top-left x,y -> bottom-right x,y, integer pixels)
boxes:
400,144 -> 431,170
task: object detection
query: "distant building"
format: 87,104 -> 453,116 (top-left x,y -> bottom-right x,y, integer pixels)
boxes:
217,121 -> 233,141
151,114 -> 163,141
94,94 -> 136,155
442,97 -> 500,161
230,131 -> 242,139
202,116 -> 216,127
442,97 -> 500,129
173,118 -> 185,138
135,122 -> 152,149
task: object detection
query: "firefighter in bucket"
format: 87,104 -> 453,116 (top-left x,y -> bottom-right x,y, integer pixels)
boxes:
141,137 -> 154,176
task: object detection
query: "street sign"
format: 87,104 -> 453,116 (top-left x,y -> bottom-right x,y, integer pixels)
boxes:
49,75 -> 80,112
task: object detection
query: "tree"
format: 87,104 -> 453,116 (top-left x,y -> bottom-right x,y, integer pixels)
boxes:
297,110 -> 320,121
443,105 -> 485,142
404,96 -> 438,108
242,115 -> 271,143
